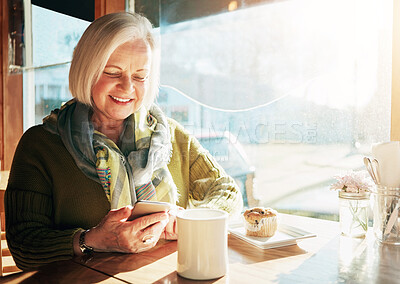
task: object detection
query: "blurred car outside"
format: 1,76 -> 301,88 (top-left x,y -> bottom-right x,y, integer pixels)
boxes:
195,130 -> 260,208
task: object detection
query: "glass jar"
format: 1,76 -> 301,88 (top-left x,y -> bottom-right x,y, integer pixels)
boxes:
339,191 -> 370,238
372,187 -> 400,245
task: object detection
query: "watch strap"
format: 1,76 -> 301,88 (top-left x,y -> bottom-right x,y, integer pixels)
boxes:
79,229 -> 94,254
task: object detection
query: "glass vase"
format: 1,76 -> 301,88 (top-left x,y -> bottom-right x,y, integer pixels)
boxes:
339,191 -> 370,238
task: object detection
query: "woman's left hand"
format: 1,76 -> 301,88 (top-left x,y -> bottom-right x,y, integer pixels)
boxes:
161,206 -> 184,240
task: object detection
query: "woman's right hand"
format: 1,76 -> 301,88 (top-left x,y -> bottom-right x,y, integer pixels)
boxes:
83,205 -> 170,253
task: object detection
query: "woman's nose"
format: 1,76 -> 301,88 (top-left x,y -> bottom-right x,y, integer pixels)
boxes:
119,75 -> 135,92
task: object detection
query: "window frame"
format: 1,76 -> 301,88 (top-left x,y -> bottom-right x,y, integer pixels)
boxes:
391,0 -> 400,141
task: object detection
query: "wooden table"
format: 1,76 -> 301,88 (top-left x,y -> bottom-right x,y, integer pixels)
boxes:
2,214 -> 400,283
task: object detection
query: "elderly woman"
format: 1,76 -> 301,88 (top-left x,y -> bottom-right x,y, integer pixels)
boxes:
5,12 -> 242,270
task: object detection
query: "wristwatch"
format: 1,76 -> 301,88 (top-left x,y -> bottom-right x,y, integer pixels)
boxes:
79,229 -> 94,254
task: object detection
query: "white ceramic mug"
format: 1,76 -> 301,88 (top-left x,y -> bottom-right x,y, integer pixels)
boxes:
176,208 -> 229,280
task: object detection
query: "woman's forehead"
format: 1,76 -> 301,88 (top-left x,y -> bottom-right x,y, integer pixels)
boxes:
106,39 -> 152,67
113,39 -> 150,55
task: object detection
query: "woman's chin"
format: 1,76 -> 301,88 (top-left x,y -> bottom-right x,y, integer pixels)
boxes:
109,105 -> 139,119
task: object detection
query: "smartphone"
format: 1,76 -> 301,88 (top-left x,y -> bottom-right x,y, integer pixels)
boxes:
129,200 -> 171,220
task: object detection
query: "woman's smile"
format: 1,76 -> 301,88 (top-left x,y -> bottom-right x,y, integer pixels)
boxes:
109,94 -> 134,104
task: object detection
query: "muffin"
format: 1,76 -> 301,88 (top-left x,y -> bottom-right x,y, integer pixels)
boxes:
243,207 -> 278,237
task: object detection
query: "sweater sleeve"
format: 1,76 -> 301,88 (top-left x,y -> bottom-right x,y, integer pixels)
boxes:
187,140 -> 244,217
166,118 -> 243,216
5,127 -> 81,270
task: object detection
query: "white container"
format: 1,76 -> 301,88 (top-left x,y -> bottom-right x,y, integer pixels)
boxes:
177,208 -> 228,280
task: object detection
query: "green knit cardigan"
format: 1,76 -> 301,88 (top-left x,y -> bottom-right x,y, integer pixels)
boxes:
5,118 -> 243,270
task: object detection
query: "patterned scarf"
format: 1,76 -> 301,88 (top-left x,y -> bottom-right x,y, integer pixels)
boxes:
43,99 -> 177,209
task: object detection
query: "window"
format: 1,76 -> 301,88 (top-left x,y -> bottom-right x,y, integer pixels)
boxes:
24,5 -> 89,126
157,0 -> 393,218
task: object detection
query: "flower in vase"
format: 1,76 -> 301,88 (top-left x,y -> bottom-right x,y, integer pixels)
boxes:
332,170 -> 372,237
330,170 -> 374,193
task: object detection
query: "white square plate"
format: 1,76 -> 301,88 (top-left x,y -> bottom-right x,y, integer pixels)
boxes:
228,223 -> 316,249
